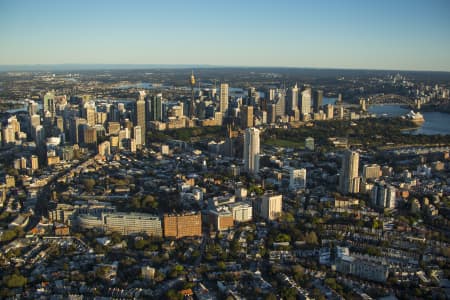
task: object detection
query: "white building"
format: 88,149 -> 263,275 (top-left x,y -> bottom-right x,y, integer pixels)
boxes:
229,202 -> 253,222
257,192 -> 282,221
289,168 -> 306,190
244,127 -> 260,175
220,83 -> 229,117
300,88 -> 312,116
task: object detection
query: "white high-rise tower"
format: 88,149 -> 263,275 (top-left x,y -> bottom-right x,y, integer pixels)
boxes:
244,127 -> 260,175
220,83 -> 229,116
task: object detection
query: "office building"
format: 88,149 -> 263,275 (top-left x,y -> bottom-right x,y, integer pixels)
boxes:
228,202 -> 253,222
339,150 -> 360,194
300,88 -> 312,116
371,182 -> 396,209
133,126 -> 142,147
149,93 -> 163,121
286,84 -> 299,115
43,91 -> 56,118
28,100 -> 39,116
257,192 -> 282,221
31,155 -> 39,170
220,83 -> 229,116
289,168 -> 307,190
209,208 -> 234,231
362,164 -> 381,181
98,141 -> 111,157
241,105 -> 254,129
313,90 -> 323,113
274,90 -> 286,117
135,91 -> 146,145
83,125 -> 97,146
244,127 -> 260,175
84,101 -> 96,126
163,212 -> 202,239
326,104 -> 334,120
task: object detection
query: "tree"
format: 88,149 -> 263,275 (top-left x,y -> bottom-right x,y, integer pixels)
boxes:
4,274 -> 27,288
305,232 -> 318,245
264,293 -> 277,300
82,178 -> 96,192
0,229 -> 17,242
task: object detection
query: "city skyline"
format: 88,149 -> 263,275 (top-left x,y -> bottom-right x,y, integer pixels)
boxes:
1,0 -> 450,71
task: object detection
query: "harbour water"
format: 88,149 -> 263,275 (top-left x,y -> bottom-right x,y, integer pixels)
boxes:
368,105 -> 450,135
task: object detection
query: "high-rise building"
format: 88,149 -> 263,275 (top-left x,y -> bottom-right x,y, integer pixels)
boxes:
98,141 -> 111,157
362,164 -> 381,182
289,168 -> 307,190
150,93 -> 163,121
371,183 -> 396,209
55,116 -> 64,134
326,104 -> 334,120
274,90 -> 286,117
220,83 -> 229,116
34,125 -> 46,146
268,104 -> 277,124
163,212 -> 202,239
241,105 -> 254,129
339,150 -> 360,194
30,114 -> 41,131
31,155 -> 39,170
70,117 -> 87,144
229,202 -> 253,222
28,101 -> 39,116
8,116 -> 20,135
313,90 -> 323,113
135,91 -> 146,145
286,84 -> 299,115
133,126 -> 142,147
244,127 -> 260,175
258,192 -> 282,221
84,101 -> 96,126
43,91 -> 56,118
2,126 -> 15,145
83,125 -> 97,146
300,88 -> 312,116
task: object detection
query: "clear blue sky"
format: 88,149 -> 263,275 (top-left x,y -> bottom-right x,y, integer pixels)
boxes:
1,0 -> 450,71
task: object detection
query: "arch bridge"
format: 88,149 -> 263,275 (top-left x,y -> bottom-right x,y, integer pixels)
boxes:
367,94 -> 417,108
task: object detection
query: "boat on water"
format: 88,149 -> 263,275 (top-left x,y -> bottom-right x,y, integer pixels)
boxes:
402,110 -> 425,123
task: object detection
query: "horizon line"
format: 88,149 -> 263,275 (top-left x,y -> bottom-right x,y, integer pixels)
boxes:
0,63 -> 449,73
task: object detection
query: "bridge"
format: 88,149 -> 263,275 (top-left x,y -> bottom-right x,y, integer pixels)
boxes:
367,94 -> 417,108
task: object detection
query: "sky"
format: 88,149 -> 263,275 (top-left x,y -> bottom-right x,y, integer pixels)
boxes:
0,0 -> 450,71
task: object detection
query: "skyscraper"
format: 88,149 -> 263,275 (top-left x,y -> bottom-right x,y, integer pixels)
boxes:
244,127 -> 260,175
28,101 -> 39,116
300,87 -> 312,116
274,90 -> 286,117
259,193 -> 282,221
313,90 -> 323,113
43,91 -> 56,118
241,105 -> 254,129
134,126 -> 142,147
220,83 -> 229,116
150,93 -> 163,121
339,150 -> 360,194
286,84 -> 299,115
135,91 -> 146,145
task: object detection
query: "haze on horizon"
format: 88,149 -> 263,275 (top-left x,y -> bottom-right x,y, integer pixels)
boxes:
1,0 -> 449,72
